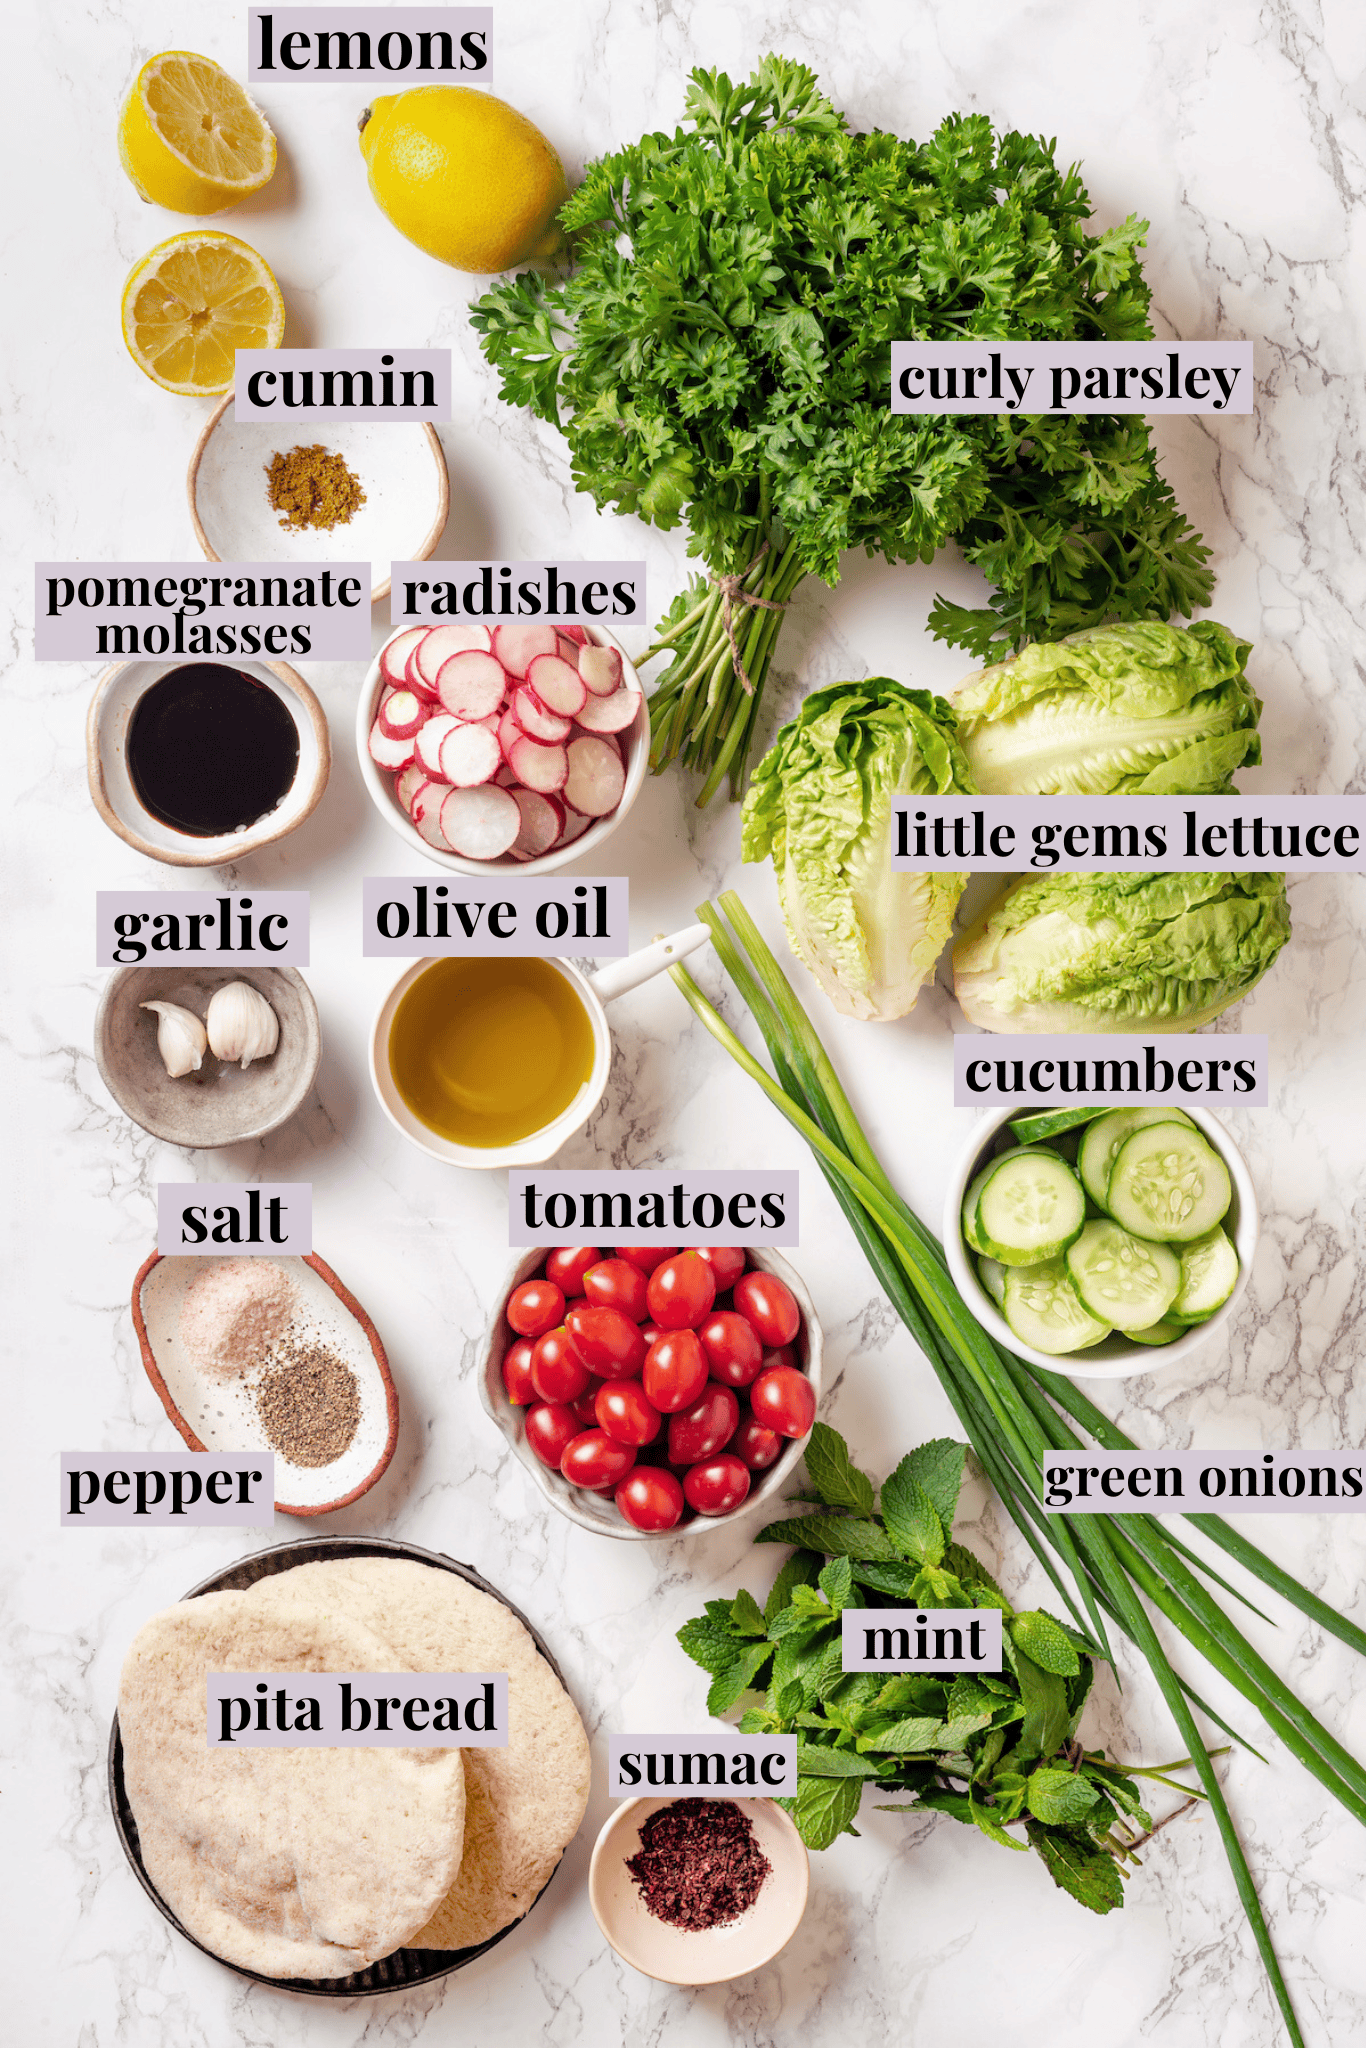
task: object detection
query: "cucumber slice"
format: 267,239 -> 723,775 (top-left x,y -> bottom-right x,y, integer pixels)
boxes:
1064,1220 -> 1181,1331
1170,1226 -> 1239,1321
962,1159 -> 1003,1255
1002,1258 -> 1112,1355
1078,1107 -> 1195,1209
1007,1107 -> 1103,1145
1105,1125 -> 1232,1243
975,1148 -> 1086,1266
1127,1318 -> 1184,1347
976,1255 -> 1007,1308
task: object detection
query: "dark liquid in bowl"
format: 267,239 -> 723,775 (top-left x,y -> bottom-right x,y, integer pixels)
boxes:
127,664 -> 301,836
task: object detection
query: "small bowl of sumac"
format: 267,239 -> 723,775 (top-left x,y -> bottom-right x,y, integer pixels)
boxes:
478,1245 -> 823,1540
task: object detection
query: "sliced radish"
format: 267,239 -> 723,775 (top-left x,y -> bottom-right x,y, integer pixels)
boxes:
395,763 -> 427,812
369,721 -> 416,771
494,761 -> 517,788
559,624 -> 589,647
512,684 -> 572,743
439,721 -> 501,787
438,784 -> 521,860
435,649 -> 506,721
416,622 -> 494,691
379,688 -> 426,741
411,778 -> 445,824
508,787 -> 564,860
578,643 -> 623,697
381,627 -> 428,688
416,714 -> 461,779
564,735 -> 626,817
414,796 -> 454,850
573,685 -> 641,735
498,707 -> 524,764
525,653 -> 587,717
507,734 -> 569,793
558,805 -> 592,846
491,620 -> 558,679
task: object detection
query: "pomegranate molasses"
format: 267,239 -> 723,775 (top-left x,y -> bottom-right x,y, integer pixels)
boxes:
126,664 -> 300,836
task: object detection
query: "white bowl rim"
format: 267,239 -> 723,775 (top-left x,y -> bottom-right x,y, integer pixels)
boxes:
355,616 -> 649,877
942,1104 -> 1259,1380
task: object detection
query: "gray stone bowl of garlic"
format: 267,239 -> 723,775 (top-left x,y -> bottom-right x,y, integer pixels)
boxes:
94,966 -> 320,1147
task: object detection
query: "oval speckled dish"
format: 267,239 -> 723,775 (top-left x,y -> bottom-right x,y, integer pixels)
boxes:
108,1534 -> 577,1996
131,1250 -> 399,1516
188,396 -> 449,604
94,963 -> 320,1148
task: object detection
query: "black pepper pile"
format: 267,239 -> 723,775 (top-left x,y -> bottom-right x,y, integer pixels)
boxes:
625,1799 -> 771,1931
253,1336 -> 361,1467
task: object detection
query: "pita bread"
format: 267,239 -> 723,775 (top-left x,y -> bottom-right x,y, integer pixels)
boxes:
245,1558 -> 591,1949
118,1588 -> 466,1979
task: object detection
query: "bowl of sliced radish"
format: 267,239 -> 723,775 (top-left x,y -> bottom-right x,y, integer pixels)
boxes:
943,1105 -> 1258,1380
357,616 -> 649,872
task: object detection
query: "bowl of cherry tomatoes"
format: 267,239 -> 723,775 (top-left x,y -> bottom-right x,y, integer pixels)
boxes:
478,1245 -> 823,1540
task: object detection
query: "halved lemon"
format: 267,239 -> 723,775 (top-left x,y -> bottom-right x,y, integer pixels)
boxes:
119,51 -> 276,215
121,232 -> 285,395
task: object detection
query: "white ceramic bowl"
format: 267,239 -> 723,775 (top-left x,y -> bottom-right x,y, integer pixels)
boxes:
589,1796 -> 809,1984
943,1107 -> 1258,1380
356,618 -> 649,876
479,1247 -> 823,1541
87,657 -> 330,867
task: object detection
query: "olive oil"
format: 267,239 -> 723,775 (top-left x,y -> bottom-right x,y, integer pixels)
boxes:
387,957 -> 597,1149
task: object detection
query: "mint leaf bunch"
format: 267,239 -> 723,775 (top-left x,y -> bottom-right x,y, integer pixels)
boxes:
471,56 -> 1212,803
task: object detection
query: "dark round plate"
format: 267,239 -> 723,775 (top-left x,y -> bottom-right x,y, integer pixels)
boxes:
109,1533 -> 576,1996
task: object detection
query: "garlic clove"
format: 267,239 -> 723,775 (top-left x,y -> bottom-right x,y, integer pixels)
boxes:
141,1000 -> 208,1079
205,981 -> 280,1069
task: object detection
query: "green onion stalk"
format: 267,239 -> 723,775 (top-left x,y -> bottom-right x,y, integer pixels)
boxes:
671,889 -> 1366,2048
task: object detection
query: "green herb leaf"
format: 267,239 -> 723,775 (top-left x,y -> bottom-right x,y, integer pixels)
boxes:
1010,1610 -> 1083,1676
1026,1768 -> 1102,1826
793,1773 -> 865,1851
879,1466 -> 946,1566
797,1746 -> 886,1778
765,1549 -> 823,1624
676,1617 -> 741,1677
729,1588 -> 769,1637
817,1556 -> 855,1612
862,1715 -> 945,1754
756,1515 -> 900,1560
850,1560 -> 923,1599
706,1639 -> 774,1715
803,1423 -> 876,1514
1025,1821 -> 1126,1914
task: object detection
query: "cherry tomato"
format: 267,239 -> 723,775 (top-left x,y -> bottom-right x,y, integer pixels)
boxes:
761,1344 -> 797,1375
750,1364 -> 816,1439
639,1322 -> 664,1349
569,1388 -> 601,1428
565,1303 -> 646,1377
697,1246 -> 747,1289
524,1401 -> 580,1469
506,1277 -> 566,1339
582,1257 -> 650,1321
615,1245 -> 678,1275
683,1454 -> 751,1516
642,1330 -> 709,1414
614,1467 -> 685,1532
733,1270 -> 801,1347
728,1416 -> 784,1472
698,1310 -> 764,1388
647,1251 -> 717,1331
667,1384 -> 740,1465
595,1378 -> 662,1447
561,1429 -> 636,1491
530,1326 -> 591,1404
545,1246 -> 601,1296
502,1338 -> 537,1405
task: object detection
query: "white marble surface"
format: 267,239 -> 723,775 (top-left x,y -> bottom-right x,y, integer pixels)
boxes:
4,1 -> 1366,2041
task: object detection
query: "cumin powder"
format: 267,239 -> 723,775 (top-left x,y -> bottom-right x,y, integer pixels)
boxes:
265,444 -> 367,533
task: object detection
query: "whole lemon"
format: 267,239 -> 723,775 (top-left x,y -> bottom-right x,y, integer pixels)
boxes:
359,86 -> 569,273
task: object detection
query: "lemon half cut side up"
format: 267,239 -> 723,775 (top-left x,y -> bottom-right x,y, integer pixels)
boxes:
121,232 -> 285,396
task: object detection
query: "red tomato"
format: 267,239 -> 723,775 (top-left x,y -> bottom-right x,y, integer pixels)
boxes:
561,1429 -> 636,1491
728,1416 -> 784,1472
614,1467 -> 685,1532
761,1344 -> 797,1374
530,1326 -> 591,1404
614,1245 -> 679,1275
595,1378 -> 661,1447
698,1310 -> 764,1388
639,1322 -> 664,1349
524,1401 -> 580,1469
502,1338 -> 537,1405
683,1454 -> 751,1516
544,1246 -> 601,1296
642,1330 -> 709,1413
569,1388 -> 600,1428
582,1257 -> 650,1321
647,1252 -> 717,1331
697,1246 -> 747,1289
506,1277 -> 566,1339
667,1385 -> 740,1465
565,1303 -> 646,1377
734,1270 -> 801,1347
750,1364 -> 816,1439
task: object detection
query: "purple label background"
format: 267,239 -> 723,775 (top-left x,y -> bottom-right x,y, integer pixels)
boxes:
248,8 -> 491,82
891,340 -> 1254,414
35,562 -> 370,660
363,877 -> 628,957
391,560 -> 645,626
157,1183 -> 312,1255
509,1170 -> 799,1246
1041,1450 -> 1366,1514
954,1035 -> 1269,1107
61,1452 -> 273,1526
235,349 -> 450,421
207,1673 -> 509,1746
607,1734 -> 797,1797
892,795 -> 1366,872
841,1608 -> 1003,1673
98,892 -> 309,967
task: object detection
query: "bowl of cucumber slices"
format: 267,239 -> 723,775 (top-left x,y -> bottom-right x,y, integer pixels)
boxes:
944,1105 -> 1258,1379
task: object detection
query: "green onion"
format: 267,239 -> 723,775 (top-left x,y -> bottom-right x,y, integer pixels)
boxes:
670,889 -> 1364,2047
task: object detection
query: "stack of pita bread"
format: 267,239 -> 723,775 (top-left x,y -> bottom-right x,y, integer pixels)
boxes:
117,1555 -> 591,1979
